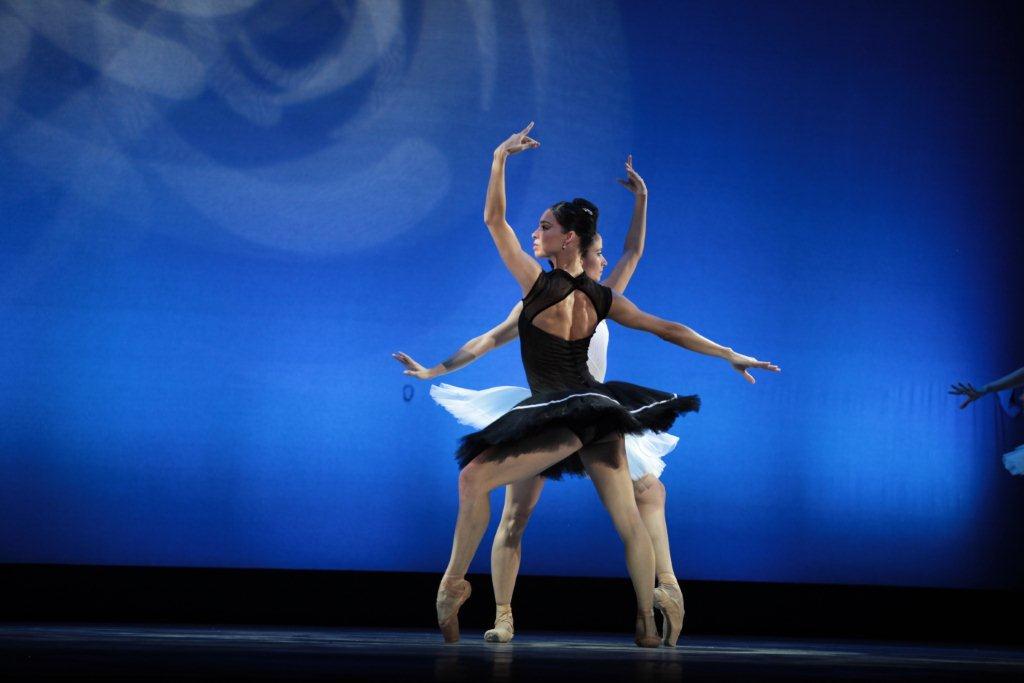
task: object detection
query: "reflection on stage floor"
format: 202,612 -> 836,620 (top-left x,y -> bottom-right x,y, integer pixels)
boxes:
2,624 -> 1022,681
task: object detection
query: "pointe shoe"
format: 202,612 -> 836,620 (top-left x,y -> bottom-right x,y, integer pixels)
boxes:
634,610 -> 660,648
653,577 -> 684,647
436,577 -> 472,643
483,604 -> 514,643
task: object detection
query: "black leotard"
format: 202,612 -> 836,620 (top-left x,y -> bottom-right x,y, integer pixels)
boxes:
455,269 -> 699,479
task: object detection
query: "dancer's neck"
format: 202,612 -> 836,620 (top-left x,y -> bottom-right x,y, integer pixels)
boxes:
549,252 -> 584,277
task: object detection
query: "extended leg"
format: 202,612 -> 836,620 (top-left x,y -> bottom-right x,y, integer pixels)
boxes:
437,428 -> 581,643
486,476 -> 546,642
634,474 -> 684,646
580,435 -> 659,647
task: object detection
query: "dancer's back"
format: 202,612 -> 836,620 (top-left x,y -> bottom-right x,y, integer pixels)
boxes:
518,269 -> 612,393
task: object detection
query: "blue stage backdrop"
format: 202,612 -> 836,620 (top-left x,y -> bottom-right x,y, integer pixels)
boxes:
1,1 -> 1021,589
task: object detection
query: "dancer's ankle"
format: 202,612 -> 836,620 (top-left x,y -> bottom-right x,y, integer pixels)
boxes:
440,573 -> 465,587
657,572 -> 679,587
484,602 -> 515,642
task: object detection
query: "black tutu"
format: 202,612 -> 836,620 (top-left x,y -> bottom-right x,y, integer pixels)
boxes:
452,268 -> 700,480
456,381 -> 700,480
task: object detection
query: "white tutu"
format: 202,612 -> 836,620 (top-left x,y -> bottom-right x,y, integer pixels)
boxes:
430,382 -> 679,481
430,383 -> 531,428
1004,444 -> 1024,476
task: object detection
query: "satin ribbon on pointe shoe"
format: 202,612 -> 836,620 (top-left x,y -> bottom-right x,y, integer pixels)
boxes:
653,573 -> 684,647
484,604 -> 514,643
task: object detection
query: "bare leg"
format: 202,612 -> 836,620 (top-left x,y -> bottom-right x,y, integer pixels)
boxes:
485,476 -> 545,642
633,474 -> 684,646
633,475 -> 675,576
437,428 -> 582,642
580,435 -> 659,647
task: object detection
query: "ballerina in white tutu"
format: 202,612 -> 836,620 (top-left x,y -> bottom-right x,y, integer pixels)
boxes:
393,155 -> 683,646
950,365 -> 1024,475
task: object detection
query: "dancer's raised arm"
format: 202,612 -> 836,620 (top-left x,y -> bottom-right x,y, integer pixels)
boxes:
392,303 -> 523,380
484,123 -> 543,294
604,155 -> 648,294
608,293 -> 780,383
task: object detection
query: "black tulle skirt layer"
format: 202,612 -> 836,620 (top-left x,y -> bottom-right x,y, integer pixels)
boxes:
455,381 -> 700,480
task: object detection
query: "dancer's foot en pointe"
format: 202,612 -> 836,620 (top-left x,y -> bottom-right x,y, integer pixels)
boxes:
483,603 -> 514,643
436,575 -> 472,643
634,609 -> 661,648
653,572 -> 684,647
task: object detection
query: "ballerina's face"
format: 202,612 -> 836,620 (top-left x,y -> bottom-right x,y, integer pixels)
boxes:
582,234 -> 607,280
531,209 -> 571,258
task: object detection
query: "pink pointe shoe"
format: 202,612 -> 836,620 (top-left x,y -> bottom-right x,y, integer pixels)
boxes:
634,609 -> 661,648
653,574 -> 684,647
484,604 -> 514,643
436,577 -> 472,643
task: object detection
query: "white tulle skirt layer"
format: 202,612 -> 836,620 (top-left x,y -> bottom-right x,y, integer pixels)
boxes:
1004,444 -> 1024,476
430,383 -> 679,481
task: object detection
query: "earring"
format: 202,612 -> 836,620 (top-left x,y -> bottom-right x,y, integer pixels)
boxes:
562,243 -> 567,250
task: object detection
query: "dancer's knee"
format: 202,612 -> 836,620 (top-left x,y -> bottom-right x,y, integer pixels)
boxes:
458,463 -> 490,500
634,476 -> 665,509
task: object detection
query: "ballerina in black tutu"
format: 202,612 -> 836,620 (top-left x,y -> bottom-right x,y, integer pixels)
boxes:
432,123 -> 779,647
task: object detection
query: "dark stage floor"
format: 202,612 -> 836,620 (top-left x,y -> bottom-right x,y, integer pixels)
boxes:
2,624 -> 1023,682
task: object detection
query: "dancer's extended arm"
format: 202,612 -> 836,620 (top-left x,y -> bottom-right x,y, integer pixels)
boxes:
603,155 -> 647,294
392,303 -> 522,380
950,365 -> 1024,409
608,293 -> 780,383
484,123 -> 542,294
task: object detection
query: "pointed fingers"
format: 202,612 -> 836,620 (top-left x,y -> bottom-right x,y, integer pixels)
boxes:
521,121 -> 535,135
393,352 -> 416,369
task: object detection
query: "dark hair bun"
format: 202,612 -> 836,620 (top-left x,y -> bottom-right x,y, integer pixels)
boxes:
570,198 -> 599,235
551,197 -> 599,255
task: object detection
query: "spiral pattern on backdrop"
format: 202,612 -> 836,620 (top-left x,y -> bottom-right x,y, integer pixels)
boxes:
0,0 -> 630,301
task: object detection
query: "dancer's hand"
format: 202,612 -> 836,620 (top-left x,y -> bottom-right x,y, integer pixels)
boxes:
392,352 -> 435,380
494,122 -> 540,157
949,382 -> 986,409
616,154 -> 647,196
727,352 -> 780,384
